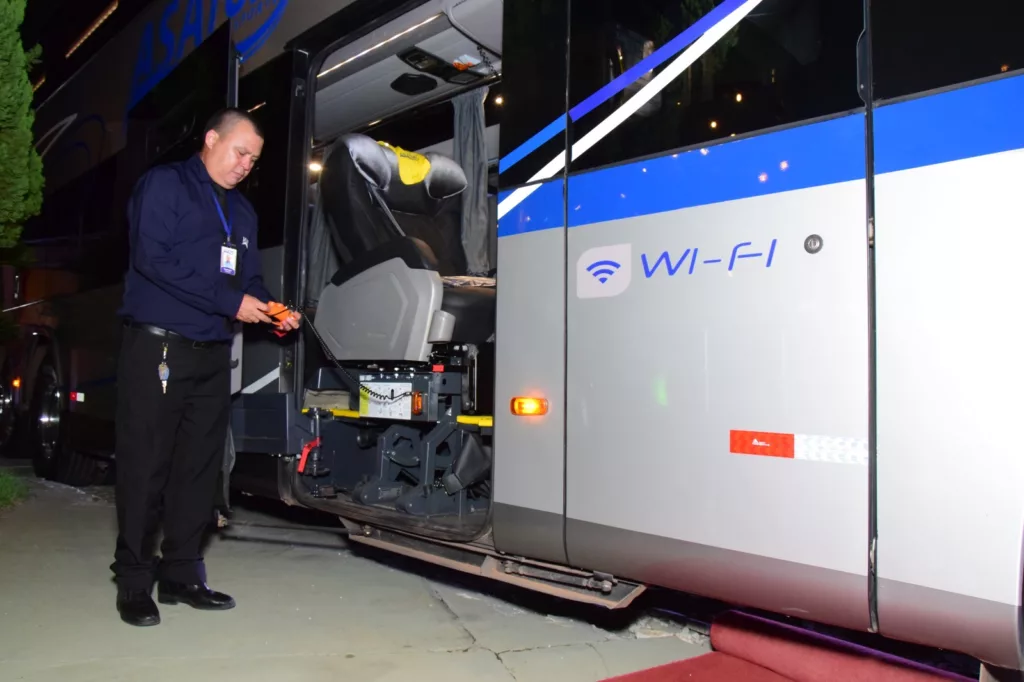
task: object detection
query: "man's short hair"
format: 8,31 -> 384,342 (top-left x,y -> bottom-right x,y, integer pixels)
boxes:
203,107 -> 264,139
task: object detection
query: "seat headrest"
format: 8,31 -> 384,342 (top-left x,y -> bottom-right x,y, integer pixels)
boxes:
377,142 -> 467,216
323,133 -> 468,217
332,134 -> 392,190
378,143 -> 467,200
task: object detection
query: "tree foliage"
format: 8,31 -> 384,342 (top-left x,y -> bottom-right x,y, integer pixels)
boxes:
0,0 -> 43,250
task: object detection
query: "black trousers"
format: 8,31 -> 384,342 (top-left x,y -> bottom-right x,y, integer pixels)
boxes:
111,324 -> 231,591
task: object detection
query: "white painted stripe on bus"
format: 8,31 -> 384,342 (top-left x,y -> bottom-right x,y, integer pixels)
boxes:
496,0 -> 764,221
241,367 -> 280,394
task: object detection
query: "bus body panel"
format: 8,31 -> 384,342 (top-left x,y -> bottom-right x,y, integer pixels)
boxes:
875,73 -> 1024,670
548,112 -> 870,631
492,183 -> 568,565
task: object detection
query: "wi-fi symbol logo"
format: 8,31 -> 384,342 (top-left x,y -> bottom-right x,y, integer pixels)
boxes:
577,244 -> 631,299
586,260 -> 622,284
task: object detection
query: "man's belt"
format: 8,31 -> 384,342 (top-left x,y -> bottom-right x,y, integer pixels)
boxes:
124,320 -> 230,349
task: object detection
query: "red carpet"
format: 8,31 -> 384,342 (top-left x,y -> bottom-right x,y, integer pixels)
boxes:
603,611 -> 975,682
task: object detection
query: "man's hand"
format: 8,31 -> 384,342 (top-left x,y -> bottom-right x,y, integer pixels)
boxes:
235,294 -> 273,324
266,302 -> 302,333
276,309 -> 302,332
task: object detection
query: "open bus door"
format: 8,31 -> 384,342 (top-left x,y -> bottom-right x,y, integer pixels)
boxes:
119,22 -> 243,395
228,47 -> 311,460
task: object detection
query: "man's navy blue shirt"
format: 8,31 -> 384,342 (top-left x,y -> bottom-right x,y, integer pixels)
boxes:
119,154 -> 274,342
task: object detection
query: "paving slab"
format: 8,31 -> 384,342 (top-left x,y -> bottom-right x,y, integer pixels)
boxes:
2,649 -> 517,682
0,462 -> 711,681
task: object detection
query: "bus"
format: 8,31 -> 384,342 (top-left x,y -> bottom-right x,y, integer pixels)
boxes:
7,0 -> 1024,674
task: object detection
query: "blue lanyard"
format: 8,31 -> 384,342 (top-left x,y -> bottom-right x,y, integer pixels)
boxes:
208,186 -> 232,243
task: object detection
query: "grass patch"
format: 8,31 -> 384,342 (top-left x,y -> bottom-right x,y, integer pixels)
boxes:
0,469 -> 29,510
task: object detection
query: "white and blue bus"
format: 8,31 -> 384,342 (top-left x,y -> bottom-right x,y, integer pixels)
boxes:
7,0 -> 1024,674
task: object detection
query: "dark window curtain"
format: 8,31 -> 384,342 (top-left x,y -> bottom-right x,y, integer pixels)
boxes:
452,86 -> 492,276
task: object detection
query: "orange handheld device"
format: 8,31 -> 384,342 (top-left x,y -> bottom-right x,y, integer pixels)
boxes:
266,302 -> 296,337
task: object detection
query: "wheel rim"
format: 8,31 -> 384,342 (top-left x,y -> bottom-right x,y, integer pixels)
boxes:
38,380 -> 61,460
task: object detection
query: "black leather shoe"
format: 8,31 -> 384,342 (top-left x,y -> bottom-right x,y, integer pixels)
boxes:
157,580 -> 235,610
117,589 -> 161,626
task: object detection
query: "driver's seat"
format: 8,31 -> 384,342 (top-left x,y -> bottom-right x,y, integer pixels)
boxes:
313,134 -> 496,363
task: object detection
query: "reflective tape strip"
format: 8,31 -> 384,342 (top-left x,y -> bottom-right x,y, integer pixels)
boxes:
730,430 -> 868,465
794,434 -> 868,465
730,430 -> 794,458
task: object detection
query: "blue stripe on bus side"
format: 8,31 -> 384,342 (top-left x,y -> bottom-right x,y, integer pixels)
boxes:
498,119 -> 567,175
498,179 -> 567,237
873,73 -> 1024,175
567,0 -> 746,124
566,113 -> 865,228
497,113 -> 865,237
497,0 -> 747,174
498,73 -> 1024,238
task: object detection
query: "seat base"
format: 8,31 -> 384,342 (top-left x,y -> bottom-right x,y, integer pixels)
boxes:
441,284 -> 496,345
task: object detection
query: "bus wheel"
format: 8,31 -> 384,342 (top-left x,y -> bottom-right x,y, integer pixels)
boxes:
30,363 -> 103,486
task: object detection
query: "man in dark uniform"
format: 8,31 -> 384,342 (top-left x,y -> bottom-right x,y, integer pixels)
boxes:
113,108 -> 300,627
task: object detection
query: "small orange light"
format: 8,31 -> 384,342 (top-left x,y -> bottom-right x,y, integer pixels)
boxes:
412,391 -> 423,416
12,378 -> 20,388
511,397 -> 548,416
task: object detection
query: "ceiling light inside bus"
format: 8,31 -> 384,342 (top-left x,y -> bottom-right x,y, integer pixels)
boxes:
66,1 -> 118,58
318,14 -> 443,79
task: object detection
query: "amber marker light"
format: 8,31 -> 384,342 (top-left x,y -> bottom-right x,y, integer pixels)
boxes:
511,397 -> 548,417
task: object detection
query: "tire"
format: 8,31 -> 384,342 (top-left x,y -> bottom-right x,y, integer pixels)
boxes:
30,362 -> 105,486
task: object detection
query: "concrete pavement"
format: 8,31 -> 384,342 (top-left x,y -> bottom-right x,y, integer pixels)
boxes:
0,463 -> 710,681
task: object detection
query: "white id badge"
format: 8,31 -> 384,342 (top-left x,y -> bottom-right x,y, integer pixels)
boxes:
220,245 -> 238,276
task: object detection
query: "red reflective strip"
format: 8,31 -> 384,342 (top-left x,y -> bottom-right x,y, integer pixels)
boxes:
730,430 -> 795,458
